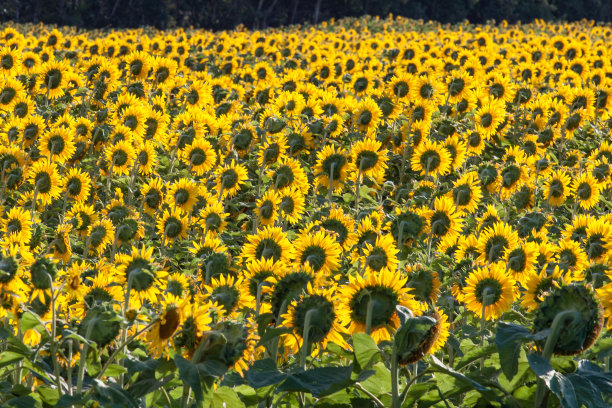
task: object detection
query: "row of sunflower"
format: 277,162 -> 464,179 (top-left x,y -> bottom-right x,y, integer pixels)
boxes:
0,15 -> 610,407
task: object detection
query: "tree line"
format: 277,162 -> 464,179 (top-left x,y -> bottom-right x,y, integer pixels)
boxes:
1,0 -> 610,30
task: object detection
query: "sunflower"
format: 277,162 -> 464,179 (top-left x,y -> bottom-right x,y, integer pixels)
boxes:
521,264 -> 564,312
202,275 -> 255,317
319,207 -> 357,251
62,168 -> 91,203
543,169 -> 573,207
504,240 -> 540,284
180,137 -> 216,176
146,294 -> 187,358
477,222 -> 520,264
157,208 -> 189,245
255,189 -> 281,227
350,137 -> 388,184
199,202 -> 228,236
215,160 -> 248,199
141,178 -> 165,215
448,171 -> 482,214
39,59 -> 70,99
39,127 -> 76,164
387,73 -> 413,101
405,263 -> 441,304
0,77 -> 25,112
427,308 -> 450,354
86,219 -> 115,256
27,160 -> 62,206
584,219 -> 612,264
51,224 -> 72,264
292,230 -> 342,276
474,99 -> 505,139
280,283 -> 348,356
135,141 -> 158,176
125,51 -> 151,80
1,207 -> 32,246
172,300 -> 214,357
241,226 -> 292,264
0,46 -> 20,76
352,97 -> 382,136
116,246 -> 167,309
554,239 -> 588,276
410,75 -> 441,105
278,187 -> 306,224
66,202 -> 96,237
338,269 -> 424,343
572,172 -> 601,210
166,178 -> 199,213
498,161 -> 529,200
411,139 -> 452,178
462,263 -> 517,320
106,140 -> 136,176
361,233 -> 398,273
427,196 -> 463,242
314,145 -> 353,193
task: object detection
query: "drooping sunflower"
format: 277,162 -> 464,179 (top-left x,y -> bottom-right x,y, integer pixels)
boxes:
350,137 -> 388,184
338,269 -> 424,343
405,263 -> 441,304
157,208 -> 189,245
51,224 -> 72,264
314,145 -> 353,193
292,230 -> 342,276
141,178 -> 164,215
146,294 -> 187,358
280,283 -> 348,356
71,270 -> 123,318
462,263 -> 517,320
411,139 -> 452,178
172,300 -> 214,357
477,221 -> 520,264
215,160 -> 248,198
241,226 -> 292,264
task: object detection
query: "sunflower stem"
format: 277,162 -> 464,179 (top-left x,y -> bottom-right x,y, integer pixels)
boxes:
76,317 -> 98,395
30,187 -> 38,222
300,309 -> 317,369
479,287 -> 494,371
391,340 -> 400,408
364,296 -> 375,336
328,162 -> 335,208
354,162 -> 363,213
399,120 -> 413,187
48,274 -> 62,398
534,310 -> 580,408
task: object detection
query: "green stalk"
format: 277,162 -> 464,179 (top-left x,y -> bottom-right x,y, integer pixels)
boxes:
300,309 -> 317,369
534,310 -> 579,408
391,341 -> 400,408
76,317 -> 98,395
364,296 -> 375,336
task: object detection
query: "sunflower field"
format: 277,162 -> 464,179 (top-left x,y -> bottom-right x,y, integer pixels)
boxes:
0,15 -> 611,408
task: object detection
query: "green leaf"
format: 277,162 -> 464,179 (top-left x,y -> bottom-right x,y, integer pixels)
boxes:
174,355 -> 222,404
256,327 -> 292,347
0,351 -> 25,369
36,387 -> 59,406
566,375 -> 606,408
55,394 -> 86,408
92,379 -> 138,408
495,322 -> 549,381
352,333 -> 380,370
246,358 -> 287,389
429,355 -> 496,398
359,362 -> 391,396
277,366 -> 374,398
212,386 -> 246,408
3,395 -> 41,408
402,381 -> 436,406
454,343 -> 496,371
104,364 -> 128,377
126,376 -> 173,399
527,354 -> 578,408
19,312 -> 42,332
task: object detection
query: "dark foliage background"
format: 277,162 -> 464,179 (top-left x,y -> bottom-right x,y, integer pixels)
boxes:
1,0 -> 611,30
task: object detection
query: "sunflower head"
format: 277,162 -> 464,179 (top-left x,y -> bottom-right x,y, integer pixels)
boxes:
78,303 -> 121,348
395,310 -> 438,365
533,284 -> 603,356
